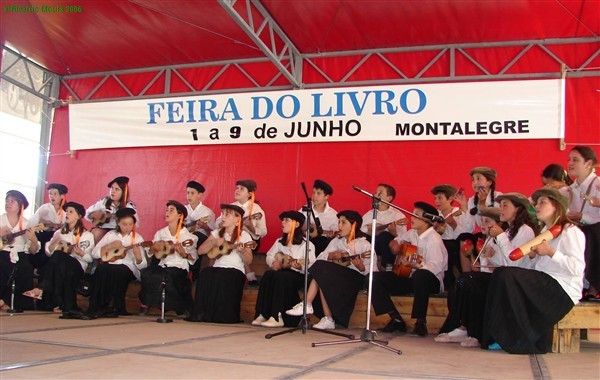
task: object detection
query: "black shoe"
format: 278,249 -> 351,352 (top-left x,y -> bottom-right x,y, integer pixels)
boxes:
411,321 -> 428,337
379,318 -> 407,333
247,280 -> 259,287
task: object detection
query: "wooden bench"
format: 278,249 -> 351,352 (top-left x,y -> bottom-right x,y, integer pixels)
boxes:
552,302 -> 600,353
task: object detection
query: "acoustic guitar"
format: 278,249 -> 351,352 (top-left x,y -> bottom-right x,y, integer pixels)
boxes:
392,243 -> 421,277
0,223 -> 45,250
102,241 -> 153,262
375,218 -> 408,234
152,239 -> 195,259
206,241 -> 257,259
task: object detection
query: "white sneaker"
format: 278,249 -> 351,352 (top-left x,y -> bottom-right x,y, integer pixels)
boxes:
261,313 -> 284,328
313,316 -> 335,330
434,328 -> 468,343
252,314 -> 267,326
286,302 -> 313,316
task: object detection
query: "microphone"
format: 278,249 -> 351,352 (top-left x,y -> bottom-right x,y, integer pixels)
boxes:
421,212 -> 445,223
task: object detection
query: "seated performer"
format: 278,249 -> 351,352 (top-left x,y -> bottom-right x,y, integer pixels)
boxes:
184,180 -> 215,279
253,210 -> 316,327
434,207 -> 505,348
360,183 -> 407,271
430,184 -> 469,288
85,176 -> 138,244
23,202 -> 93,316
139,201 -> 198,316
482,189 -> 585,354
216,179 -> 266,285
371,202 -> 448,337
28,183 -> 68,279
186,204 -> 252,323
1,190 -> 39,311
88,208 -> 148,317
299,179 -> 339,256
286,210 -> 374,330
455,167 -> 503,232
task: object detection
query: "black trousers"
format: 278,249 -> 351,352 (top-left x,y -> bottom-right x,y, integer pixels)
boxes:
0,251 -> 34,310
41,251 -> 84,312
371,269 -> 440,320
88,263 -> 135,314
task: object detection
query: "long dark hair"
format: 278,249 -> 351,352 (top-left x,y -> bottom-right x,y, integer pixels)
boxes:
279,223 -> 305,246
542,163 -> 573,186
61,219 -> 86,236
507,202 -> 539,240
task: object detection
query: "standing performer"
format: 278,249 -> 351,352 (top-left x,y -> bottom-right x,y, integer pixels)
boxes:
360,183 -> 407,271
186,204 -> 252,323
88,208 -> 148,317
253,210 -> 316,327
28,183 -> 68,279
216,179 -> 266,285
139,201 -> 197,316
371,202 -> 447,337
184,180 -> 215,280
23,202 -> 93,316
299,179 -> 339,256
286,210 -> 374,330
482,189 -> 585,354
455,167 -> 503,232
85,176 -> 138,244
0,190 -> 39,310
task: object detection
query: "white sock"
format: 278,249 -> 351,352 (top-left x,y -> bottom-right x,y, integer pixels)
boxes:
246,272 -> 257,281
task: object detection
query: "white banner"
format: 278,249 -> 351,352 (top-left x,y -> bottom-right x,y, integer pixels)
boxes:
69,79 -> 564,150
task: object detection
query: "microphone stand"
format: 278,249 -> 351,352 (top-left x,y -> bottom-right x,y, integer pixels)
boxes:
265,183 -> 354,340
312,186 -> 401,355
157,273 -> 172,323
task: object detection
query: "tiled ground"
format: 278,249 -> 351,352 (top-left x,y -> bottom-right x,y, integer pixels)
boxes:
1,311 -> 598,379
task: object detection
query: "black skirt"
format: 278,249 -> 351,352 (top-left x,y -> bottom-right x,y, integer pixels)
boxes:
309,260 -> 364,327
254,269 -> 304,326
88,263 -> 135,314
482,266 -> 574,354
139,266 -> 192,315
188,267 -> 246,323
440,271 -> 491,341
0,251 -> 34,310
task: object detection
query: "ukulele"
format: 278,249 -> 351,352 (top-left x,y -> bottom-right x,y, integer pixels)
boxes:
102,241 -> 153,262
206,241 -> 257,259
273,252 -> 308,269
0,224 -> 45,250
152,239 -> 195,259
331,251 -> 371,267
55,240 -> 75,253
375,218 -> 408,234
184,215 -> 211,233
90,211 -> 114,226
41,220 -> 63,231
392,243 -> 421,277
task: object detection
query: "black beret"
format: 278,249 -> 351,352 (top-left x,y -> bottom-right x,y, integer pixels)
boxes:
62,201 -> 85,217
186,181 -> 205,193
166,200 -> 188,218
236,179 -> 257,192
220,203 -> 245,216
314,179 -> 333,195
337,210 -> 362,227
115,207 -> 137,220
47,183 -> 68,195
430,184 -> 457,198
279,210 -> 306,225
108,176 -> 129,188
414,201 -> 438,224
6,190 -> 29,210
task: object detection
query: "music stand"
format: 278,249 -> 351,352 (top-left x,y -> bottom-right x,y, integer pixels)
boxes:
312,186 -> 401,354
265,182 -> 354,340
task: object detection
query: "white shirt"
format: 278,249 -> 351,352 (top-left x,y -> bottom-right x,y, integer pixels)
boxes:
360,207 -> 407,237
299,202 -> 339,233
533,224 -> 585,305
317,236 -> 376,276
437,207 -> 470,240
463,191 -> 503,232
265,238 -> 316,274
569,172 -> 600,225
490,224 -> 537,269
152,226 -> 198,271
216,200 -> 267,240
211,229 -> 252,273
28,203 -> 65,231
393,227 -> 448,292
85,198 -> 139,229
185,202 -> 216,237
92,230 -> 148,280
1,214 -> 39,262
46,229 -> 94,271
